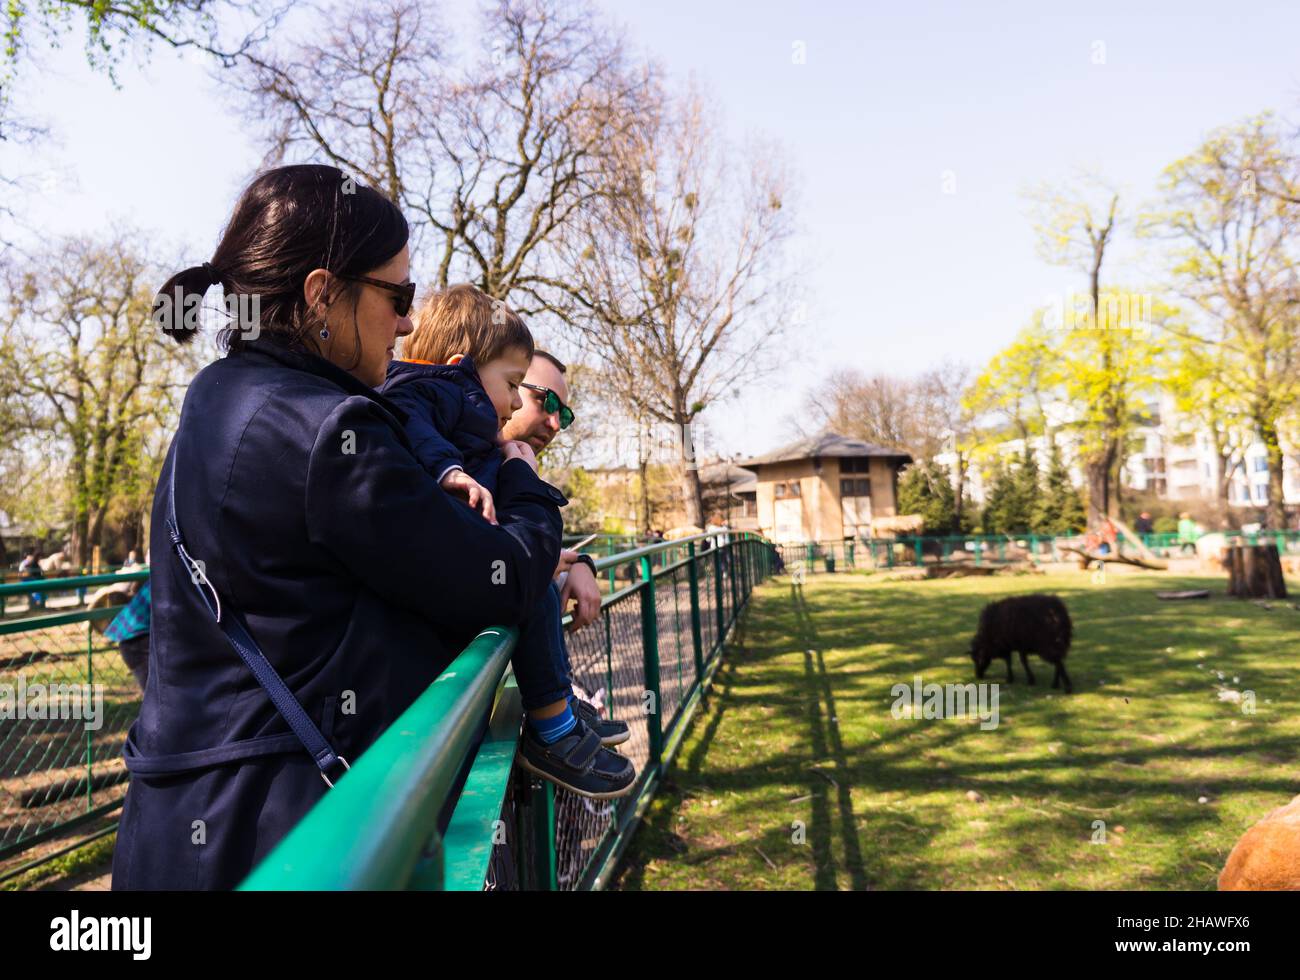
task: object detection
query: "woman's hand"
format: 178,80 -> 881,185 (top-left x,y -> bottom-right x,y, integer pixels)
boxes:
439,468 -> 497,524
501,438 -> 538,473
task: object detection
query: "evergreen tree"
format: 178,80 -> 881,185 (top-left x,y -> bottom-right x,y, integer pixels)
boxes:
896,460 -> 959,535
1011,448 -> 1040,532
980,459 -> 1011,534
981,452 -> 1039,534
1033,442 -> 1086,534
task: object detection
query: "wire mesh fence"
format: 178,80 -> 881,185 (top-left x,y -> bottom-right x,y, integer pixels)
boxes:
0,609 -> 143,867
487,535 -> 775,891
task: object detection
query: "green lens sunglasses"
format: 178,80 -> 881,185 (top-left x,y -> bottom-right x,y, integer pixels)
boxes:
520,382 -> 575,429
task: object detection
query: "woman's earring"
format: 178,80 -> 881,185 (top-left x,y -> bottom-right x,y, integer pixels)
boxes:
319,321 -> 330,341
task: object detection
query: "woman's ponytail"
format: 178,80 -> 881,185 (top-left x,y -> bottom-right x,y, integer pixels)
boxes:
153,262 -> 225,345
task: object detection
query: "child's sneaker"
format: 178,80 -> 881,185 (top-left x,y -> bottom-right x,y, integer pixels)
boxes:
518,718 -> 636,799
572,697 -> 630,746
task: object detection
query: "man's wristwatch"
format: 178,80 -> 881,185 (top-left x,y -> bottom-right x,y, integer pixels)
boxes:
573,553 -> 598,576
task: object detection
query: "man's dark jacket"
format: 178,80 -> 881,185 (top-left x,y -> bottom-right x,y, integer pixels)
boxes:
111,338 -> 563,890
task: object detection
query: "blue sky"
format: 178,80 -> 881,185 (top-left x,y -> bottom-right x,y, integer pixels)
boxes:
10,0 -> 1300,458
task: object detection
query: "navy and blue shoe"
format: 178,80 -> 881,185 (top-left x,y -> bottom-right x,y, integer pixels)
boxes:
518,718 -> 636,799
572,697 -> 630,747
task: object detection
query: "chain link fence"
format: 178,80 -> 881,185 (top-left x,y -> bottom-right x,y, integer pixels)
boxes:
485,535 -> 771,890
0,601 -> 144,875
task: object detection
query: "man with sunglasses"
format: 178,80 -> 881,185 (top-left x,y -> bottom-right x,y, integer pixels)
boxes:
501,352 -> 600,632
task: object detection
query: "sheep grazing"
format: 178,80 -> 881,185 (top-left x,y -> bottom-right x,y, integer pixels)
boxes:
969,594 -> 1074,693
1218,793 -> 1300,890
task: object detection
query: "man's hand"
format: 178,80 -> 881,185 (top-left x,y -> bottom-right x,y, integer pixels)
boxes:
559,557 -> 601,631
439,469 -> 497,524
501,438 -> 538,473
554,548 -> 580,577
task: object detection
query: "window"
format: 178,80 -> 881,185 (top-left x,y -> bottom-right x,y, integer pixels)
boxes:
1253,457 -> 1269,473
840,478 -> 871,498
1253,483 -> 1267,502
774,481 -> 801,499
840,457 -> 871,474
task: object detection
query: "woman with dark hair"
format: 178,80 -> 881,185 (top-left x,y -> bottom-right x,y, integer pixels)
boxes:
112,165 -> 565,890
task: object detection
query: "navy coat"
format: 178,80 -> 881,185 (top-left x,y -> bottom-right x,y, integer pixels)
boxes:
379,357 -> 504,492
112,338 -> 564,890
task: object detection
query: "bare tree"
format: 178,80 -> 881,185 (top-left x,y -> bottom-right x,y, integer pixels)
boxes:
807,369 -> 920,452
553,86 -> 797,527
230,0 -> 655,316
915,360 -> 975,524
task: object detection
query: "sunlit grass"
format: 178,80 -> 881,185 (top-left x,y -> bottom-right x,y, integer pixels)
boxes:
615,569 -> 1300,890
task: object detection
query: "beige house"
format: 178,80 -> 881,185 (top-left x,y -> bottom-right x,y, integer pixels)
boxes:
744,432 -> 912,543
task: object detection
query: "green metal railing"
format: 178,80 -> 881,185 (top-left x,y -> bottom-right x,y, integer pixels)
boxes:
241,530 -> 777,891
0,570 -> 149,878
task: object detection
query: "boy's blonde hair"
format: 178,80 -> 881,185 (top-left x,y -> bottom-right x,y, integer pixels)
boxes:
401,284 -> 534,365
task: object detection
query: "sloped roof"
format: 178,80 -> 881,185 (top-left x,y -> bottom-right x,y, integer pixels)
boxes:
744,431 -> 913,468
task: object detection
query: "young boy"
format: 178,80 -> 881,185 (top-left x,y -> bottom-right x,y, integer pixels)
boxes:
380,284 -> 634,799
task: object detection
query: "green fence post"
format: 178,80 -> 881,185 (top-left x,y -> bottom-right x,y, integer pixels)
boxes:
640,555 -> 663,766
531,779 -> 557,891
728,537 -> 740,625
713,542 -> 725,653
604,606 -> 613,719
913,536 -> 922,567
687,541 -> 704,681
85,619 -> 94,811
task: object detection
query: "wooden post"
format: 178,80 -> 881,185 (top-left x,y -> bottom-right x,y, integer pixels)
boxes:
1227,544 -> 1287,599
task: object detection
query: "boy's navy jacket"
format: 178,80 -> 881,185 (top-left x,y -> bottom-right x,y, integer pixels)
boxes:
112,337 -> 564,891
379,356 -> 504,492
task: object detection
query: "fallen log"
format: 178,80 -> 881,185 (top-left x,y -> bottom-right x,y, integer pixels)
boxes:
1059,545 -> 1168,571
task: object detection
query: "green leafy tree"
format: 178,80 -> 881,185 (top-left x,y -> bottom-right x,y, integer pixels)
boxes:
550,466 -> 602,534
0,233 -> 197,565
1144,113 -> 1300,529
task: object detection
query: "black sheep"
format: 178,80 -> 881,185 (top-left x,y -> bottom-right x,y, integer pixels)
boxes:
968,594 -> 1074,693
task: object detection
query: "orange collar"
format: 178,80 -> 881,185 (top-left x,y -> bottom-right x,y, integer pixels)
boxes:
398,358 -> 437,365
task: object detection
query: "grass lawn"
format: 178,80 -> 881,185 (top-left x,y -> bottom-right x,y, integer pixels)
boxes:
613,568 -> 1300,890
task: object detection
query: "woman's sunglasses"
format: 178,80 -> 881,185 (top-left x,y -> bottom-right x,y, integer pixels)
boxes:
338,274 -> 417,317
520,382 -> 575,429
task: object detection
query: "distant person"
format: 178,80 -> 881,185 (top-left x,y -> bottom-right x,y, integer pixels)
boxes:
18,552 -> 45,610
1097,519 -> 1117,556
120,550 -> 144,571
1134,512 -> 1154,536
1177,512 -> 1199,554
105,580 -> 151,689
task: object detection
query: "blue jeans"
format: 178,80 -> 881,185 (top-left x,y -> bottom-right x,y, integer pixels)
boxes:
512,583 -> 574,712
